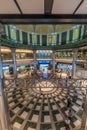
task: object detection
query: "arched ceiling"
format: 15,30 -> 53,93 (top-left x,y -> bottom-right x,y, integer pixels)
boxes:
15,24 -> 75,34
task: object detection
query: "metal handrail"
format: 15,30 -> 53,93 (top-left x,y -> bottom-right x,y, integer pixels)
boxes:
0,36 -> 87,50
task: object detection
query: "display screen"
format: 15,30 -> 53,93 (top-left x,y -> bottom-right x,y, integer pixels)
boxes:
57,63 -> 72,72
40,64 -> 49,71
3,66 -> 9,70
38,60 -> 50,64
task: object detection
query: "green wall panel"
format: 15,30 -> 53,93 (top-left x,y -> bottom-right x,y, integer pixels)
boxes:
16,30 -> 20,42
22,32 -> 27,45
57,34 -> 59,44
30,34 -> 32,44
8,26 -> 11,39
69,30 -> 73,42
42,35 -> 47,46
61,32 -> 67,45
37,35 -> 40,45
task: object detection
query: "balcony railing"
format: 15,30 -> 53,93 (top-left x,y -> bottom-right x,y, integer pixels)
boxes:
0,36 -> 87,50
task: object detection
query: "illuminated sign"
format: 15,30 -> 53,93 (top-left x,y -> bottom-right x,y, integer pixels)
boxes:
38,60 -> 50,64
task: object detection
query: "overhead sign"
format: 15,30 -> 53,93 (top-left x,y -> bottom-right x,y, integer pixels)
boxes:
38,60 -> 50,64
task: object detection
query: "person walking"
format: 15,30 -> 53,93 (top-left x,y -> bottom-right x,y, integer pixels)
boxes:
67,97 -> 72,108
65,117 -> 71,130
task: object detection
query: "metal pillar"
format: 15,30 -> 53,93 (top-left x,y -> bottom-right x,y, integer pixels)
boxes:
59,32 -> 61,45
72,57 -> 76,78
72,49 -> 78,78
66,30 -> 70,44
11,48 -> 17,78
52,51 -> 55,73
40,35 -> 42,46
80,89 -> 87,130
33,50 -> 37,70
27,32 -> 30,45
0,47 -> 12,130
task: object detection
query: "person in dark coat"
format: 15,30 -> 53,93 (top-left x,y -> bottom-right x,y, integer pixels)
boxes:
67,97 -> 72,108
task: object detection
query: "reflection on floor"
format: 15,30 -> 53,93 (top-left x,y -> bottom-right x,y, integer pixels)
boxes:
4,78 -> 86,130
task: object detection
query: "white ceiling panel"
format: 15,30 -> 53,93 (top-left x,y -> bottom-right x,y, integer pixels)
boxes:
17,0 -> 44,14
52,0 -> 81,14
0,0 -> 20,14
76,0 -> 87,14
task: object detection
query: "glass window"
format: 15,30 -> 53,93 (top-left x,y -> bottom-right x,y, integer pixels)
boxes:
10,27 -> 16,40
32,34 -> 37,44
22,32 -> 27,45
48,35 -> 52,44
73,27 -> 79,41
52,34 -> 56,45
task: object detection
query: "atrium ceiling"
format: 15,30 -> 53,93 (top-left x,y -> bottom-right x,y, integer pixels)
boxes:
0,0 -> 87,24
16,24 -> 75,34
0,0 -> 86,14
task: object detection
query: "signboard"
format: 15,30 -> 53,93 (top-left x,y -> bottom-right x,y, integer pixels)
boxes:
38,60 -> 50,64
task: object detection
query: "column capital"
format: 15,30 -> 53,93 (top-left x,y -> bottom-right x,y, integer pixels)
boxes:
33,50 -> 36,53
72,48 -> 78,53
72,48 -> 78,59
52,50 -> 56,54
11,48 -> 16,52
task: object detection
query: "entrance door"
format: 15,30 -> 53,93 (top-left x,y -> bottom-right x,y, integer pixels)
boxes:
40,64 -> 49,72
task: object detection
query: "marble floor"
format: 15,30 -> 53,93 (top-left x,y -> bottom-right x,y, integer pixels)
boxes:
3,77 -> 86,130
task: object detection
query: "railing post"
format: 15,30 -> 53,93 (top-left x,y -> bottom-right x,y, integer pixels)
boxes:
11,48 -> 17,78
0,47 -> 12,130
52,50 -> 55,73
80,89 -> 87,130
72,49 -> 78,78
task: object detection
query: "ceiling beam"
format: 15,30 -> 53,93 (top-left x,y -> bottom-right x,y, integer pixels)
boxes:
13,0 -> 23,14
44,0 -> 54,14
73,0 -> 84,14
0,14 -> 87,24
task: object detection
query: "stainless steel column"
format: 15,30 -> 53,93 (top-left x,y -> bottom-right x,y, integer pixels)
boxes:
33,50 -> 37,70
72,49 -> 78,78
0,47 -> 12,130
11,48 -> 17,77
52,51 -> 55,73
66,30 -> 70,44
80,89 -> 87,130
